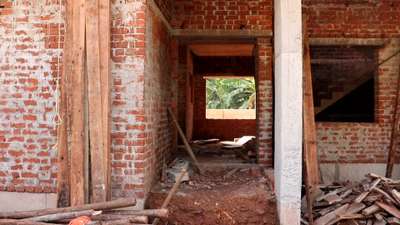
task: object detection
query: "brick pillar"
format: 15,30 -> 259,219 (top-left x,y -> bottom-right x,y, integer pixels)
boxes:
256,38 -> 273,166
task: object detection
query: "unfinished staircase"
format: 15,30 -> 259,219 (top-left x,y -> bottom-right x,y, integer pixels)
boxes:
311,46 -> 377,115
314,68 -> 374,114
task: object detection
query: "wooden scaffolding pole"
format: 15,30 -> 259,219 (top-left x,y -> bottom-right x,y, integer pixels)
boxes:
303,19 -> 320,224
386,63 -> 400,177
56,0 -> 73,207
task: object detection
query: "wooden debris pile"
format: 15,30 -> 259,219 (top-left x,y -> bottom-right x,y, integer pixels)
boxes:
302,173 -> 400,225
0,198 -> 168,225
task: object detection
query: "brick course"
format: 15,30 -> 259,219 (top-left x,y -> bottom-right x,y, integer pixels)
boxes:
171,0 -> 273,30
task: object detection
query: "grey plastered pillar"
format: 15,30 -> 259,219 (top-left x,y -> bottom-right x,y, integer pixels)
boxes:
274,0 -> 303,224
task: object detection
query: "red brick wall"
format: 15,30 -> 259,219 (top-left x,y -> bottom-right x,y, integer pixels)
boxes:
111,1 -> 177,206
142,5 -> 175,198
304,0 -> 400,38
171,0 -> 273,30
305,0 -> 400,163
0,0 -> 175,202
192,76 -> 257,141
0,0 -> 63,193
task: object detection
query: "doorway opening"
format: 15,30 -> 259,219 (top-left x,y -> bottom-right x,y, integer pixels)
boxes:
184,43 -> 259,164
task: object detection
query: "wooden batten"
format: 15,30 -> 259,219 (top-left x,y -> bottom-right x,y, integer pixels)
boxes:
85,0 -> 110,202
56,0 -> 73,208
70,0 -> 87,206
185,49 -> 194,141
188,43 -> 255,56
99,0 -> 112,201
386,61 -> 400,177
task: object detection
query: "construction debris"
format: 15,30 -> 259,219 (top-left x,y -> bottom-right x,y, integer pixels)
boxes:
166,158 -> 190,183
302,173 -> 400,225
0,198 -> 167,225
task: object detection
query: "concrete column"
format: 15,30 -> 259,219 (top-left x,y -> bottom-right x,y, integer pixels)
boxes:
274,0 -> 303,225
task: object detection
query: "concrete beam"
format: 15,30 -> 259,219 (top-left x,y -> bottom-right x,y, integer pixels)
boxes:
274,0 -> 303,224
172,29 -> 273,39
309,38 -> 389,46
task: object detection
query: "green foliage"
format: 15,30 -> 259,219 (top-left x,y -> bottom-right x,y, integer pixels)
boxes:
206,78 -> 256,109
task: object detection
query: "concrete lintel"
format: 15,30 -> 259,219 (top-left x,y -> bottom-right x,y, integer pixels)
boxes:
309,38 -> 389,46
172,29 -> 273,39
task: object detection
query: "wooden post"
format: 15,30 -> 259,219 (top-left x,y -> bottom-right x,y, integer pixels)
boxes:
56,0 -> 73,208
303,19 -> 320,224
86,0 -> 109,203
70,0 -> 87,206
303,20 -> 320,189
386,63 -> 400,178
168,108 -> 202,174
185,49 -> 194,141
99,0 -> 112,201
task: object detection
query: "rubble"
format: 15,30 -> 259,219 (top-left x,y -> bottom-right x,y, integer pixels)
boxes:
302,173 -> 400,225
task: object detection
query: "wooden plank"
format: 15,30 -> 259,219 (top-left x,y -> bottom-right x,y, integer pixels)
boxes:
56,0 -> 73,208
168,108 -> 202,174
386,62 -> 400,177
189,44 -> 255,56
376,202 -> 400,219
185,49 -> 194,141
315,204 -> 349,225
362,204 -> 380,216
86,0 -> 107,203
302,19 -> 320,225
99,0 -> 112,201
303,20 -> 320,189
70,0 -> 87,206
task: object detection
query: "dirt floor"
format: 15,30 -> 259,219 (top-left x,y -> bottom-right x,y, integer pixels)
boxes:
147,166 -> 277,225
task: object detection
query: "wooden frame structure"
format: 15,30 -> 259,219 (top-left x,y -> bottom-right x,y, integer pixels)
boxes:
57,0 -> 111,206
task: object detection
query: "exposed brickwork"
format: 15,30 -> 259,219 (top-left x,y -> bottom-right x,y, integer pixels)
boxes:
304,0 -> 400,38
305,0 -> 400,163
1,0 -> 399,201
0,0 -> 64,193
171,0 -> 273,30
256,38 -> 273,166
317,40 -> 400,163
142,5 -> 174,198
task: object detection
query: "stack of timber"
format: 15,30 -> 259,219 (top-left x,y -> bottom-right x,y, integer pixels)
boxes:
302,174 -> 400,225
0,198 -> 168,225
